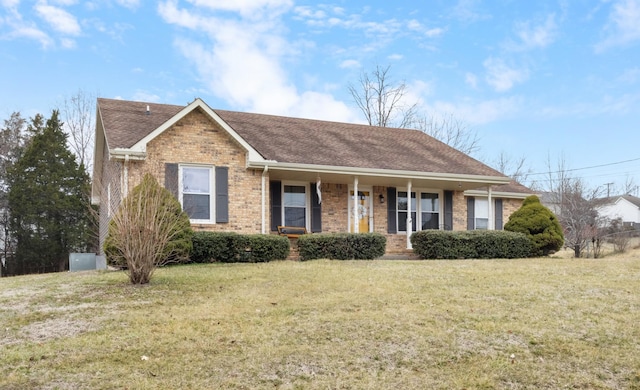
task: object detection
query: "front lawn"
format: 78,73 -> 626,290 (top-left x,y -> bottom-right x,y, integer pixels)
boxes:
1,257 -> 639,389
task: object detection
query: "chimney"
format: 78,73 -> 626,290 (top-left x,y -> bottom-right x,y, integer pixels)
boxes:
146,105 -> 150,115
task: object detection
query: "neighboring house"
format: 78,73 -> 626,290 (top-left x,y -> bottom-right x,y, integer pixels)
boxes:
92,98 -> 532,256
597,195 -> 640,228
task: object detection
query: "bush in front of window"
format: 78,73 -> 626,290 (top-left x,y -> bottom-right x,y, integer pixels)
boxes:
410,230 -> 533,259
190,232 -> 290,263
104,174 -> 193,284
297,233 -> 386,261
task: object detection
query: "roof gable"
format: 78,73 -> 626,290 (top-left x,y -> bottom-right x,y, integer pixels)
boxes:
96,97 -> 512,181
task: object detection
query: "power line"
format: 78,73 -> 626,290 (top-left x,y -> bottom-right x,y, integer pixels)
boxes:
528,157 -> 640,176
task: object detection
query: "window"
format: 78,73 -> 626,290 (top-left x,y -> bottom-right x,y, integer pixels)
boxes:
181,166 -> 214,223
283,184 -> 306,227
474,198 -> 489,230
397,190 -> 440,232
420,193 -> 440,230
398,191 -> 416,232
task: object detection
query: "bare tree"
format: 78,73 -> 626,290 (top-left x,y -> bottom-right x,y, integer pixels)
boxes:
620,174 -> 638,196
543,154 -> 603,258
490,151 -> 532,184
60,89 -> 95,172
348,64 -> 418,129
412,113 -> 481,155
349,64 -> 481,155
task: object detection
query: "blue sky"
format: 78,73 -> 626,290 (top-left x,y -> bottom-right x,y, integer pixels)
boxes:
1,0 -> 639,193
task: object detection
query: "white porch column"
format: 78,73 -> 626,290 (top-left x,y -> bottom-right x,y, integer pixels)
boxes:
488,185 -> 494,230
353,177 -> 359,233
407,180 -> 412,249
261,166 -> 268,234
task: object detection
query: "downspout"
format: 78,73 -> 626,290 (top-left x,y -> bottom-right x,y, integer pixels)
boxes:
407,180 -> 412,249
353,177 -> 359,233
261,165 -> 268,234
123,154 -> 129,197
488,185 -> 494,230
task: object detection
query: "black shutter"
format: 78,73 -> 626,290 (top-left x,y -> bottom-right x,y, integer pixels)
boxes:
444,190 -> 453,231
215,167 -> 229,223
387,187 -> 397,234
467,196 -> 475,230
164,163 -> 179,199
270,181 -> 282,231
495,199 -> 503,230
310,182 -> 322,232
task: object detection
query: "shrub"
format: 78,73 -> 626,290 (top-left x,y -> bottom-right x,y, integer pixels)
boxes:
297,233 -> 386,261
191,232 -> 289,263
411,230 -> 532,259
504,195 -> 564,256
104,174 -> 193,284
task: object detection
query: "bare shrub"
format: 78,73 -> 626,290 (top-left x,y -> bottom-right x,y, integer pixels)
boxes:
607,218 -> 634,254
104,173 -> 192,284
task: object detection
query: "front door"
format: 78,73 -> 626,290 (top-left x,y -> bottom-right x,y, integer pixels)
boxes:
350,190 -> 371,233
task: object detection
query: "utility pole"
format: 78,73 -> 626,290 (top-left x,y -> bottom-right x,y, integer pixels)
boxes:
605,182 -> 614,198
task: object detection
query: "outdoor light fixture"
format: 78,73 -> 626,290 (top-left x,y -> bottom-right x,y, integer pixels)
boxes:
379,194 -> 385,204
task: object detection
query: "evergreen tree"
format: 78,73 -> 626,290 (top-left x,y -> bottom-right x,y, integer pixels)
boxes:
0,112 -> 27,276
504,195 -> 564,256
7,110 -> 92,274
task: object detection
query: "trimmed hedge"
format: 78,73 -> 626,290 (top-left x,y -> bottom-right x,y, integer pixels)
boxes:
191,232 -> 290,263
410,230 -> 533,259
297,233 -> 386,261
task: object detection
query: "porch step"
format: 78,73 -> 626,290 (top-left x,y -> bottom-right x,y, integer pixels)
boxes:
380,251 -> 420,260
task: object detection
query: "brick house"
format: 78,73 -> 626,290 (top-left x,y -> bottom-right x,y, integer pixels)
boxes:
92,98 -> 532,256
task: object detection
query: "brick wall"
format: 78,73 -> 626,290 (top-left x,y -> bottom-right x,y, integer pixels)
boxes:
97,107 -> 526,256
126,108 -> 266,234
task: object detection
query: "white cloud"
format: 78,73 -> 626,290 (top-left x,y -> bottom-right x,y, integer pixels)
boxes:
339,59 -> 360,69
425,27 -> 445,38
596,0 -> 640,51
159,1 -> 358,122
34,2 -> 81,35
387,53 -> 403,61
188,0 -> 292,19
425,96 -> 522,125
513,14 -> 557,50
132,90 -> 161,103
451,0 -> 491,23
0,2 -> 54,48
115,0 -> 140,9
465,72 -> 478,89
618,67 -> 640,83
483,57 -> 529,92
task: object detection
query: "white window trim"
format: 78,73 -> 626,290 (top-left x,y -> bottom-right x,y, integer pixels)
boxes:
348,185 -> 374,233
474,198 -> 490,230
281,181 -> 310,230
179,164 -> 215,224
396,188 -> 443,234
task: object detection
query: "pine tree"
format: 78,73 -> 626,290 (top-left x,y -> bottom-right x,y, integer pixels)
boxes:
7,110 -> 92,274
0,112 -> 27,276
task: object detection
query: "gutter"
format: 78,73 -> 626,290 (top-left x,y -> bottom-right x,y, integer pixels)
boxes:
247,160 -> 511,185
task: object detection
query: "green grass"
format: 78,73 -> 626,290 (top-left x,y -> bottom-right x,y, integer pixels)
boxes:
1,258 -> 640,389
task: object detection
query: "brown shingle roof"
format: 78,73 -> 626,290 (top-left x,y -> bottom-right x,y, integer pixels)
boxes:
98,97 -> 507,178
98,98 -> 183,149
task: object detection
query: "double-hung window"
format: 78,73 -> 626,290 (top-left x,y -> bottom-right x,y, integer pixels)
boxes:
474,198 -> 489,229
397,190 -> 441,232
283,184 -> 307,227
420,193 -> 440,230
181,166 -> 214,223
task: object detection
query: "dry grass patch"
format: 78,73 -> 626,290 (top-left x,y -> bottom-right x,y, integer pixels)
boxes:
1,258 -> 640,389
